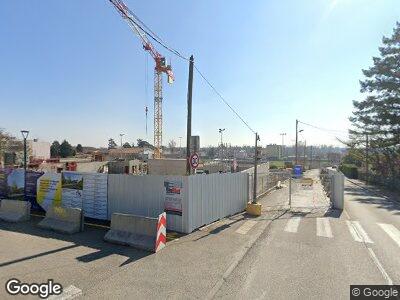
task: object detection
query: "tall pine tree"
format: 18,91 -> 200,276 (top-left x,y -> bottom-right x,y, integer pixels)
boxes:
349,22 -> 400,186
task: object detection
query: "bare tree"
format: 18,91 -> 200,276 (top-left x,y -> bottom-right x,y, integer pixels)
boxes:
168,139 -> 177,153
0,129 -> 23,155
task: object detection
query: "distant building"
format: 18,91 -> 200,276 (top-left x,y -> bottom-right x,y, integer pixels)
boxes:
28,139 -> 50,160
106,147 -> 154,161
235,150 -> 248,159
265,144 -> 281,159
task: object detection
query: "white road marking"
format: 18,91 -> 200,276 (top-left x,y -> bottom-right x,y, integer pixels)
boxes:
377,223 -> 400,248
346,220 -> 374,243
48,285 -> 82,300
236,220 -> 257,235
367,248 -> 393,285
316,218 -> 333,238
284,217 -> 301,233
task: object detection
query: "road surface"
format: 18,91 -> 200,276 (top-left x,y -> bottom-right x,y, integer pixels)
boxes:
214,175 -> 400,299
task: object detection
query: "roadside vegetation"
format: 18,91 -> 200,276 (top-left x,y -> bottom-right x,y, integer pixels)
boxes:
345,22 -> 400,191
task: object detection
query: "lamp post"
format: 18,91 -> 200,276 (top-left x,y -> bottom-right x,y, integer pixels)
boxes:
119,133 -> 125,160
21,130 -> 29,200
280,133 -> 286,159
295,119 -> 304,165
219,128 -> 226,171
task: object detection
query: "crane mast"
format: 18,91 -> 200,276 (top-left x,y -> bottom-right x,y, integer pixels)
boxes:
109,0 -> 174,158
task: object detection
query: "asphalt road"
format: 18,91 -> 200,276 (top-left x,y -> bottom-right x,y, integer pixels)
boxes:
214,177 -> 400,299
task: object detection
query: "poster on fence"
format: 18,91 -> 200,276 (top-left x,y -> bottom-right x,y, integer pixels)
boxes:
164,180 -> 183,216
37,172 -> 62,210
82,173 -> 108,220
0,168 -> 12,198
7,169 -> 25,199
61,171 -> 84,209
26,170 -> 44,210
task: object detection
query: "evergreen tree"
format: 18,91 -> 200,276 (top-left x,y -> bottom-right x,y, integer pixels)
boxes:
108,138 -> 117,149
349,22 -> 400,184
76,144 -> 83,153
50,141 -> 61,157
60,140 -> 74,158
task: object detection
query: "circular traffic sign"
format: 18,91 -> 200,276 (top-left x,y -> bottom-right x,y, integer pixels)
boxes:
189,153 -> 199,169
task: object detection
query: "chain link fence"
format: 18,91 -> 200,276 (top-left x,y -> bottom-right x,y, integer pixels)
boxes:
248,170 -> 291,200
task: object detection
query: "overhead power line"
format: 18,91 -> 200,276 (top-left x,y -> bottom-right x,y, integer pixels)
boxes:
193,65 -> 256,134
298,120 -> 348,134
121,7 -> 256,135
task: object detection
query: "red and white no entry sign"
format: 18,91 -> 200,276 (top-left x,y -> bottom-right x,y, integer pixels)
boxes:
189,153 -> 199,169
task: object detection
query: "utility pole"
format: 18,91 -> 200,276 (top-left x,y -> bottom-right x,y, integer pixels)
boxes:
186,55 -> 194,175
310,146 -> 313,170
366,133 -> 369,184
295,119 -> 298,165
303,140 -> 307,170
252,132 -> 260,204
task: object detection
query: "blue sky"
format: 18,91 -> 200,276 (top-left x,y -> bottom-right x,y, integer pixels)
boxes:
1,0 -> 399,148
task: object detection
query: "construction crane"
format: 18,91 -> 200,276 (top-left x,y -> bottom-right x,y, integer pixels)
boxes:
109,0 -> 174,158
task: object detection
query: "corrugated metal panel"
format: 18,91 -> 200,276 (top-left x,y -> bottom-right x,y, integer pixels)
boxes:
187,173 -> 247,232
107,174 -> 187,233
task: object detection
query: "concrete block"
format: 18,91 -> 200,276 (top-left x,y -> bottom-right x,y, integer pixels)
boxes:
104,212 -> 166,252
0,199 -> 31,223
38,206 -> 83,234
246,202 -> 262,216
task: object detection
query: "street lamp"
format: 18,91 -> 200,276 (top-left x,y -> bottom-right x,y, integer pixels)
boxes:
21,130 -> 29,200
218,128 -> 226,147
218,129 -> 226,169
178,136 -> 182,157
119,133 -> 125,148
295,119 -> 304,165
280,133 -> 286,159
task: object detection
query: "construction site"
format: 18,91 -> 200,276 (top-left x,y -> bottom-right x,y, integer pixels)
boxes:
2,0 -> 398,299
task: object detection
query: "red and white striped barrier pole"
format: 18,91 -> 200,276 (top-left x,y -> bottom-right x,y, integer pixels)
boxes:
155,212 -> 166,252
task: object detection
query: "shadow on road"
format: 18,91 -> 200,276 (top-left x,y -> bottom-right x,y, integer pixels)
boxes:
0,215 -> 151,267
345,185 -> 400,215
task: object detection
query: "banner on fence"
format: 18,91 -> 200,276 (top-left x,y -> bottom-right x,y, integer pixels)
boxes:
7,169 -> 25,199
82,173 -> 108,220
0,168 -> 12,198
61,171 -> 84,209
26,170 -> 44,210
37,172 -> 62,210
